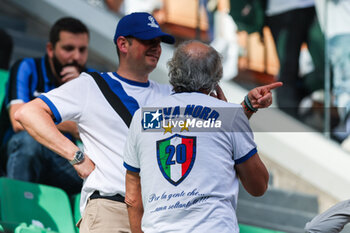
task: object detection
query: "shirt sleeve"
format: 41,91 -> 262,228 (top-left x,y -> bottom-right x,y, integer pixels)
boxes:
38,73 -> 91,124
231,106 -> 257,164
7,59 -> 34,106
123,108 -> 142,173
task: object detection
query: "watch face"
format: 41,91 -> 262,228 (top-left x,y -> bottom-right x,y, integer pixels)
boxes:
76,151 -> 84,162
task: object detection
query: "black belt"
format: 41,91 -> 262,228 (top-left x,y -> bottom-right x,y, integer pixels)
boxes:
90,191 -> 125,203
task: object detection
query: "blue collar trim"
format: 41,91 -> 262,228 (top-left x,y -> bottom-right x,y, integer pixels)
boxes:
113,72 -> 150,87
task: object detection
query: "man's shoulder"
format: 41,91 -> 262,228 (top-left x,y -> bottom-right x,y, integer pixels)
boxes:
149,80 -> 172,91
9,56 -> 43,73
11,57 -> 33,68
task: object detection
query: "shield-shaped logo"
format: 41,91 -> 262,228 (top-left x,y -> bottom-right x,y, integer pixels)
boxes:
156,134 -> 196,186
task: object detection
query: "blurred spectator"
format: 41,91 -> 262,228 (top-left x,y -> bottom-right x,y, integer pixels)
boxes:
265,0 -> 325,118
201,0 -> 215,42
104,0 -> 124,14
0,29 -> 13,176
0,29 -> 13,70
0,17 -> 95,194
211,0 -> 240,80
103,0 -> 168,25
105,0 -> 162,15
315,0 -> 350,142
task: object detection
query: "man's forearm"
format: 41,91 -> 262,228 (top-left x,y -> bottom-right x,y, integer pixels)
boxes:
57,121 -> 80,140
15,98 -> 79,161
128,204 -> 144,233
125,171 -> 144,233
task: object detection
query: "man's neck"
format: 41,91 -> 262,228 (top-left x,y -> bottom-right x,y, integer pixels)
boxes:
116,67 -> 149,83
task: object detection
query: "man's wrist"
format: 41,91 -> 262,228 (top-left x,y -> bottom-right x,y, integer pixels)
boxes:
242,101 -> 255,114
244,95 -> 258,112
69,150 -> 85,165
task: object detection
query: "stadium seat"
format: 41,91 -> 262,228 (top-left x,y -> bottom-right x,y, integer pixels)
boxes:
239,224 -> 284,233
0,178 -> 76,233
70,193 -> 81,233
14,223 -> 58,233
0,69 -> 9,110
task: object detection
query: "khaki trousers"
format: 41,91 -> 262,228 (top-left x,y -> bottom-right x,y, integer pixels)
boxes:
79,198 -> 131,233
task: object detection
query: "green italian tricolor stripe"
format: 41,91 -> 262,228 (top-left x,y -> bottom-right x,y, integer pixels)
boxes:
158,139 -> 171,177
158,137 -> 194,182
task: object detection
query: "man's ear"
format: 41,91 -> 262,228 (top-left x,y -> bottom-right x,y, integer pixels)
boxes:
46,42 -> 54,58
117,37 -> 129,55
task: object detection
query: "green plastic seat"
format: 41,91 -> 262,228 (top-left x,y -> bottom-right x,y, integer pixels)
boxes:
0,69 -> 9,110
239,224 -> 285,233
14,223 -> 58,233
70,193 -> 81,233
0,178 -> 76,233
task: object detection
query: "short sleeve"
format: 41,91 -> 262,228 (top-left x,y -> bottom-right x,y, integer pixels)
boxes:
7,59 -> 34,106
231,107 -> 257,164
39,73 -> 91,124
123,108 -> 142,173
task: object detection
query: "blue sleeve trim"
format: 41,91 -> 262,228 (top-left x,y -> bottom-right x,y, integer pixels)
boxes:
235,148 -> 257,164
38,95 -> 62,124
123,162 -> 140,173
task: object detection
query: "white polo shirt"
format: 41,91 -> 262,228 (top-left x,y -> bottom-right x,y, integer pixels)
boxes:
39,72 -> 172,213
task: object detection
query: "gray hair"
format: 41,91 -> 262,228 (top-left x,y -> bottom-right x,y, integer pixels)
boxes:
167,40 -> 223,93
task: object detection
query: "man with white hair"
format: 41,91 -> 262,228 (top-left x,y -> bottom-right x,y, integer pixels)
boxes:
124,40 -> 269,233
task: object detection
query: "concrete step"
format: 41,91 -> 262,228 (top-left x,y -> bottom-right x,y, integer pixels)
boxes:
238,185 -> 319,214
237,199 -> 315,233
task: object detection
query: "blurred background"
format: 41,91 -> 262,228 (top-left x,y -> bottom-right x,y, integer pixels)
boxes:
0,0 -> 350,232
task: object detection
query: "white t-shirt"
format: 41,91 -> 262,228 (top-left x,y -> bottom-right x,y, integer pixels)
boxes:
124,92 -> 257,233
266,0 -> 315,16
39,72 -> 172,213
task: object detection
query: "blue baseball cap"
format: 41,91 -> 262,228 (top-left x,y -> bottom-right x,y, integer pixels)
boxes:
114,12 -> 175,44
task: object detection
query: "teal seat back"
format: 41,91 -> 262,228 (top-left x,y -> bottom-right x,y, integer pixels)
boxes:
14,223 -> 58,233
0,69 -> 9,110
70,193 -> 81,233
239,224 -> 285,233
0,178 -> 76,233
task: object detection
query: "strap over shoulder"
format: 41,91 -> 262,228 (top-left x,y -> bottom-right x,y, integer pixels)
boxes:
88,72 -> 132,127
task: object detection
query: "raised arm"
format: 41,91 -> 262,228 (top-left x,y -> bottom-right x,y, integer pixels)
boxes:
15,98 -> 94,178
212,82 -> 283,119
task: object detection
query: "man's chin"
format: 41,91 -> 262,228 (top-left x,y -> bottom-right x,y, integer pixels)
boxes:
147,56 -> 159,66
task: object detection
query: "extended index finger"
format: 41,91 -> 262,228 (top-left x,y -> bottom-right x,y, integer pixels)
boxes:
265,82 -> 283,91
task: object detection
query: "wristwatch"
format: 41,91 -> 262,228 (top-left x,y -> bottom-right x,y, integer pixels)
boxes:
69,150 -> 85,165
